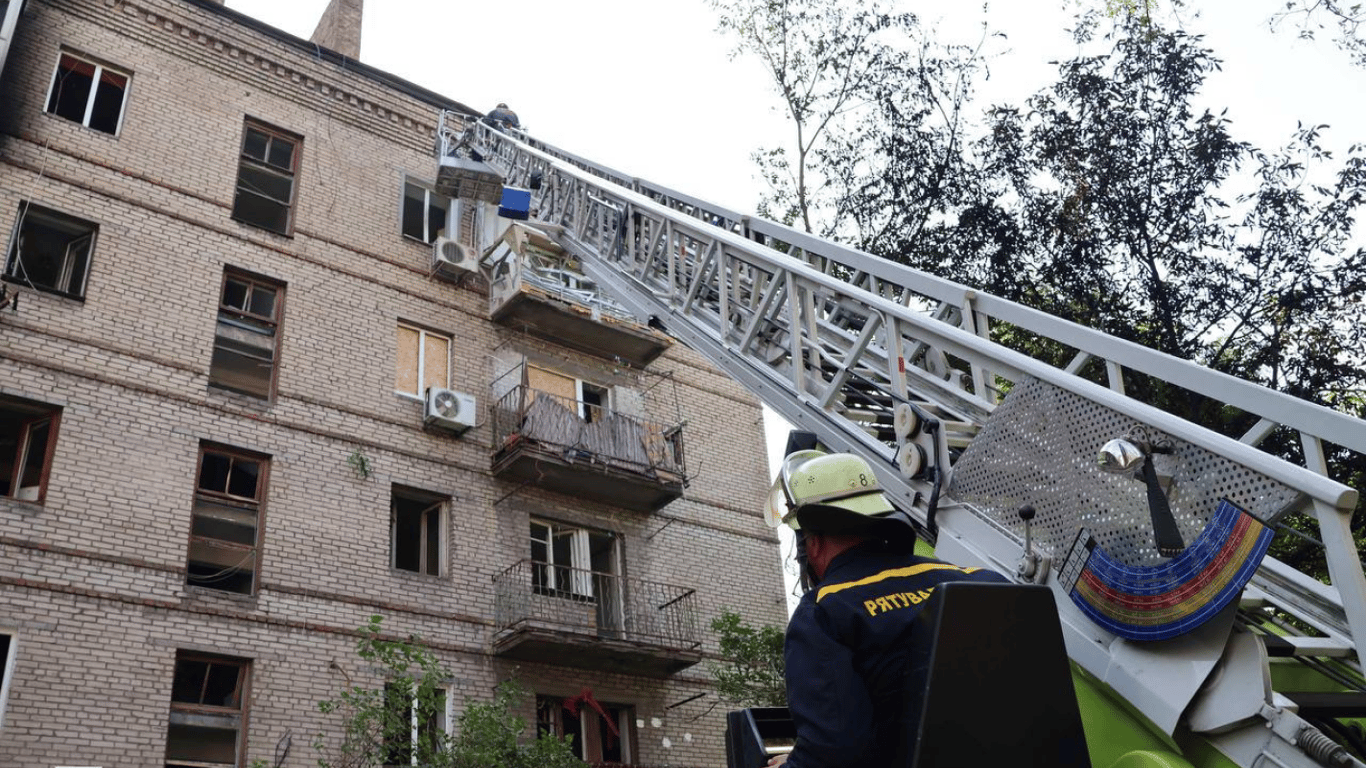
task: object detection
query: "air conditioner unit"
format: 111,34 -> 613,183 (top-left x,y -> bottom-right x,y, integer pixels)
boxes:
424,387 -> 477,435
431,237 -> 477,281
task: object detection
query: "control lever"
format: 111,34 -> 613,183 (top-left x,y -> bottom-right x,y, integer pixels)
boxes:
1017,505 -> 1051,583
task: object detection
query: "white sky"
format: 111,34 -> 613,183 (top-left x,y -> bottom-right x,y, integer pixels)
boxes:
224,0 -> 1366,482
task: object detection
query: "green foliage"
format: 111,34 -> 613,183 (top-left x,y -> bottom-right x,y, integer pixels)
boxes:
709,610 -> 787,707
313,616 -> 581,768
446,680 -> 583,768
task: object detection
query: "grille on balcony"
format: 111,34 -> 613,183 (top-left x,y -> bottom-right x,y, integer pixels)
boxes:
492,386 -> 686,478
494,559 -> 700,650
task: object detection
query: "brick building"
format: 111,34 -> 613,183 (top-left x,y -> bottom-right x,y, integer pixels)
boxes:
0,0 -> 787,765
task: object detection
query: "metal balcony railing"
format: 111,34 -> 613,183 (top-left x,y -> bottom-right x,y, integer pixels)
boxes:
493,560 -> 700,650
491,386 -> 686,479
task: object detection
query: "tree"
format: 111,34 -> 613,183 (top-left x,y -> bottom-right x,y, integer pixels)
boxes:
725,6 -> 1366,577
709,0 -> 920,235
710,610 -> 787,707
314,616 -> 581,768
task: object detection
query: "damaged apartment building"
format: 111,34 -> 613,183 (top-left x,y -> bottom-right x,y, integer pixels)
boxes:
0,0 -> 788,765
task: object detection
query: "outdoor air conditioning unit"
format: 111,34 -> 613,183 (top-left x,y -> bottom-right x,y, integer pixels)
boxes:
424,387 -> 477,435
431,237 -> 477,281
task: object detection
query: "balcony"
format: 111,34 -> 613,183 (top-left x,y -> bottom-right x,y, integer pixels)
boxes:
491,386 -> 686,512
486,223 -> 671,368
492,560 -> 702,678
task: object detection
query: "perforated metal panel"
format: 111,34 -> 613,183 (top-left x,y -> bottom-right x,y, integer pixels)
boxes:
948,377 -> 1298,566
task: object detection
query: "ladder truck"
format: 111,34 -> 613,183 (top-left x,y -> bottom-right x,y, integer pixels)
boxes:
438,113 -> 1366,768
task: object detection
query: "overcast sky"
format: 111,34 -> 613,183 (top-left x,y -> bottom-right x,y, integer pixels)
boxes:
224,0 -> 1366,479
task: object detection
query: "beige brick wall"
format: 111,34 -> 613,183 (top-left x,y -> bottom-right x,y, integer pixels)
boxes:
0,1 -> 787,766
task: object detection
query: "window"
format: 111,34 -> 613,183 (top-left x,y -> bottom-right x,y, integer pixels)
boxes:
537,694 -> 635,764
165,652 -> 249,768
209,270 -> 283,399
529,519 -> 616,600
382,681 -> 450,767
187,445 -> 267,595
4,202 -> 96,299
391,486 -> 445,576
45,51 -> 129,135
401,180 -> 449,244
0,631 -> 15,729
527,365 -> 611,422
395,323 -> 450,398
0,395 -> 61,503
231,121 -> 300,235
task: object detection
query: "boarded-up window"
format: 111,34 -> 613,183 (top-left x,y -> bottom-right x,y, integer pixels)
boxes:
209,270 -> 283,399
165,652 -> 249,768
187,445 -> 267,595
528,365 -> 610,420
395,323 -> 450,397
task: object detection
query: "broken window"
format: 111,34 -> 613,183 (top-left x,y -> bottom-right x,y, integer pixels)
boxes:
209,270 -> 282,399
391,486 -> 445,576
0,630 -> 15,729
165,651 -> 249,768
4,201 -> 96,299
231,120 -> 300,235
536,694 -> 635,764
401,180 -> 449,244
187,445 -> 267,595
0,394 -> 61,503
528,519 -> 617,600
395,323 -> 450,398
382,681 -> 449,767
45,51 -> 129,135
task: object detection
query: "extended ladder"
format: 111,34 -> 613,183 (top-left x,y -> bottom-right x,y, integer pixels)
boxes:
445,114 -> 1366,768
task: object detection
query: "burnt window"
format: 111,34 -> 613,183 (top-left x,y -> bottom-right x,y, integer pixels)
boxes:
165,651 -> 249,767
401,180 -> 449,244
209,270 -> 283,399
0,394 -> 61,503
187,445 -> 267,595
45,52 -> 129,135
528,520 -> 616,600
391,486 -> 446,577
232,121 -> 300,235
4,202 -> 96,299
536,694 -> 635,763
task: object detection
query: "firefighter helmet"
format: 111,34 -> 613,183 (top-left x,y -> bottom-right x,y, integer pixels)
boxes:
765,450 -> 917,549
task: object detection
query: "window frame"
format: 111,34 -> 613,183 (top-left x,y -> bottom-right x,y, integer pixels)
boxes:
43,50 -> 131,135
209,269 -> 285,400
185,443 -> 269,596
231,119 -> 301,236
0,630 -> 16,730
536,694 -> 636,764
390,485 -> 447,577
528,518 -> 618,600
400,178 -> 450,245
394,322 -> 452,400
0,395 -> 61,504
382,681 -> 453,767
165,651 -> 251,768
3,201 -> 98,300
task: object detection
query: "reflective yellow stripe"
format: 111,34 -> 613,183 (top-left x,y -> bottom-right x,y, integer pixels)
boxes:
816,563 -> 981,602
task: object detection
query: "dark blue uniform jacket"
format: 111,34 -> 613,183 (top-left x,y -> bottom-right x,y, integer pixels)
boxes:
783,547 -> 1007,768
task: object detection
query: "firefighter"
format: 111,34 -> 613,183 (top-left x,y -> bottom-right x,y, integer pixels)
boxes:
484,102 -> 520,131
766,450 -> 1007,767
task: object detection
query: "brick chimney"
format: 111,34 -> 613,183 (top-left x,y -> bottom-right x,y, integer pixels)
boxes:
309,0 -> 363,59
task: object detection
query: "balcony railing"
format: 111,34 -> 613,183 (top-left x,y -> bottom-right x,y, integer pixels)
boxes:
494,386 -> 684,475
493,560 -> 701,672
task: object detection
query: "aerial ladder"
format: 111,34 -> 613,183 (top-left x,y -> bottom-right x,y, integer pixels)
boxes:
439,113 -> 1366,768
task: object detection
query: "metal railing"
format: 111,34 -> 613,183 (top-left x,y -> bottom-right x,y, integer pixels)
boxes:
493,559 -> 700,650
491,385 -> 685,479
